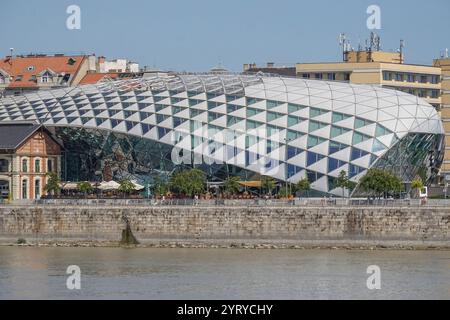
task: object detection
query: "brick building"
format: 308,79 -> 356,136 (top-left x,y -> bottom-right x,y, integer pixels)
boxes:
0,123 -> 62,200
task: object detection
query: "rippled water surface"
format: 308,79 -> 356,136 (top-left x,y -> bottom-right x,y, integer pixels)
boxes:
0,247 -> 448,299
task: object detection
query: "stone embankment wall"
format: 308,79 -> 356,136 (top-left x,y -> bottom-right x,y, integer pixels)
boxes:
0,206 -> 448,247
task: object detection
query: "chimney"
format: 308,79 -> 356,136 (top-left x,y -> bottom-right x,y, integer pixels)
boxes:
97,56 -> 106,73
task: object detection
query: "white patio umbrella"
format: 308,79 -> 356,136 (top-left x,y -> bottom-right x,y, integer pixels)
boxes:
98,181 -> 120,190
131,180 -> 145,191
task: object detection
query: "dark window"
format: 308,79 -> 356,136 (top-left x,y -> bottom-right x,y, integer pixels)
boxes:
287,164 -> 301,178
287,146 -> 302,160
328,158 -> 346,172
47,159 -> 53,172
22,180 -> 28,199
22,159 -> 28,172
351,148 -> 368,161
383,72 -> 392,81
307,152 -> 324,166
431,75 -> 440,84
62,74 -> 71,83
329,141 -> 347,155
349,164 -> 365,178
34,159 -> 41,173
431,90 -> 439,98
0,159 -> 8,172
35,180 -> 40,199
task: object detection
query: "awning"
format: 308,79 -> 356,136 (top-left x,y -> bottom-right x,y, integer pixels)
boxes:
60,182 -> 78,190
238,181 -> 262,188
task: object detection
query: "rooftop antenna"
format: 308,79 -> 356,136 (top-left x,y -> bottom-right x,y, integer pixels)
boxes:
375,33 -> 381,51
368,32 -> 381,52
399,40 -> 405,63
339,33 -> 350,61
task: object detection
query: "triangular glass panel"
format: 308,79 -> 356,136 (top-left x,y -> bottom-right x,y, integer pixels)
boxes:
351,147 -> 368,161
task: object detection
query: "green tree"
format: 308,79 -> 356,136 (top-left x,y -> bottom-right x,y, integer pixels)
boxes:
417,167 -> 427,185
152,176 -> 169,196
170,168 -> 206,197
410,178 -> 424,199
118,178 -> 136,196
224,176 -> 241,195
297,178 -> 311,198
44,171 -> 61,196
278,185 -> 292,198
335,170 -> 357,198
77,181 -> 93,198
260,176 -> 276,195
359,169 -> 403,198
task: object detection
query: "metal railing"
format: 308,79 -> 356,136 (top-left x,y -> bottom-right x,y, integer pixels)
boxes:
0,197 -> 448,207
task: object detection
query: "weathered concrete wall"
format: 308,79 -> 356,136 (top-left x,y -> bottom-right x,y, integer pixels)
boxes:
0,206 -> 448,246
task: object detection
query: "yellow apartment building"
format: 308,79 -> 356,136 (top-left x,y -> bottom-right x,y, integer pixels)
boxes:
296,51 -> 442,110
433,58 -> 450,175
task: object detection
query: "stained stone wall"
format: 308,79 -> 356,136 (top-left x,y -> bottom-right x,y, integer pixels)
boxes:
0,206 -> 448,245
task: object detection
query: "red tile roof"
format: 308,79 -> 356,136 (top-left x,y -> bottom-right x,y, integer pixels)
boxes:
79,72 -> 142,85
0,55 -> 86,88
79,72 -> 121,85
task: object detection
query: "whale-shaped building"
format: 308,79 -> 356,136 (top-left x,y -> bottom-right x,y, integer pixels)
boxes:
0,73 -> 444,196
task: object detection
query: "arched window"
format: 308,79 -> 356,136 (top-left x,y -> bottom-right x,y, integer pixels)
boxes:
35,159 -> 41,173
22,159 -> 28,173
35,179 -> 41,199
22,179 -> 28,199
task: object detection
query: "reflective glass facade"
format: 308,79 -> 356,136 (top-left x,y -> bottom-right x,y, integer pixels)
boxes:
0,73 -> 445,196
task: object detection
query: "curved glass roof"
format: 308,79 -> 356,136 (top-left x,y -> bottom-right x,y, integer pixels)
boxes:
0,73 -> 444,195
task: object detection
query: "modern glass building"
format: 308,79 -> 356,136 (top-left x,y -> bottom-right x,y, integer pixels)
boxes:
0,73 -> 445,196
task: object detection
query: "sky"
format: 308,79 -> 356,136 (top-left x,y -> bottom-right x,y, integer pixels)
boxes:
0,0 -> 449,72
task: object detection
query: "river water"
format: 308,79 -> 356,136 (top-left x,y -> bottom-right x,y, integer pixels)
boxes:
0,247 -> 448,300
